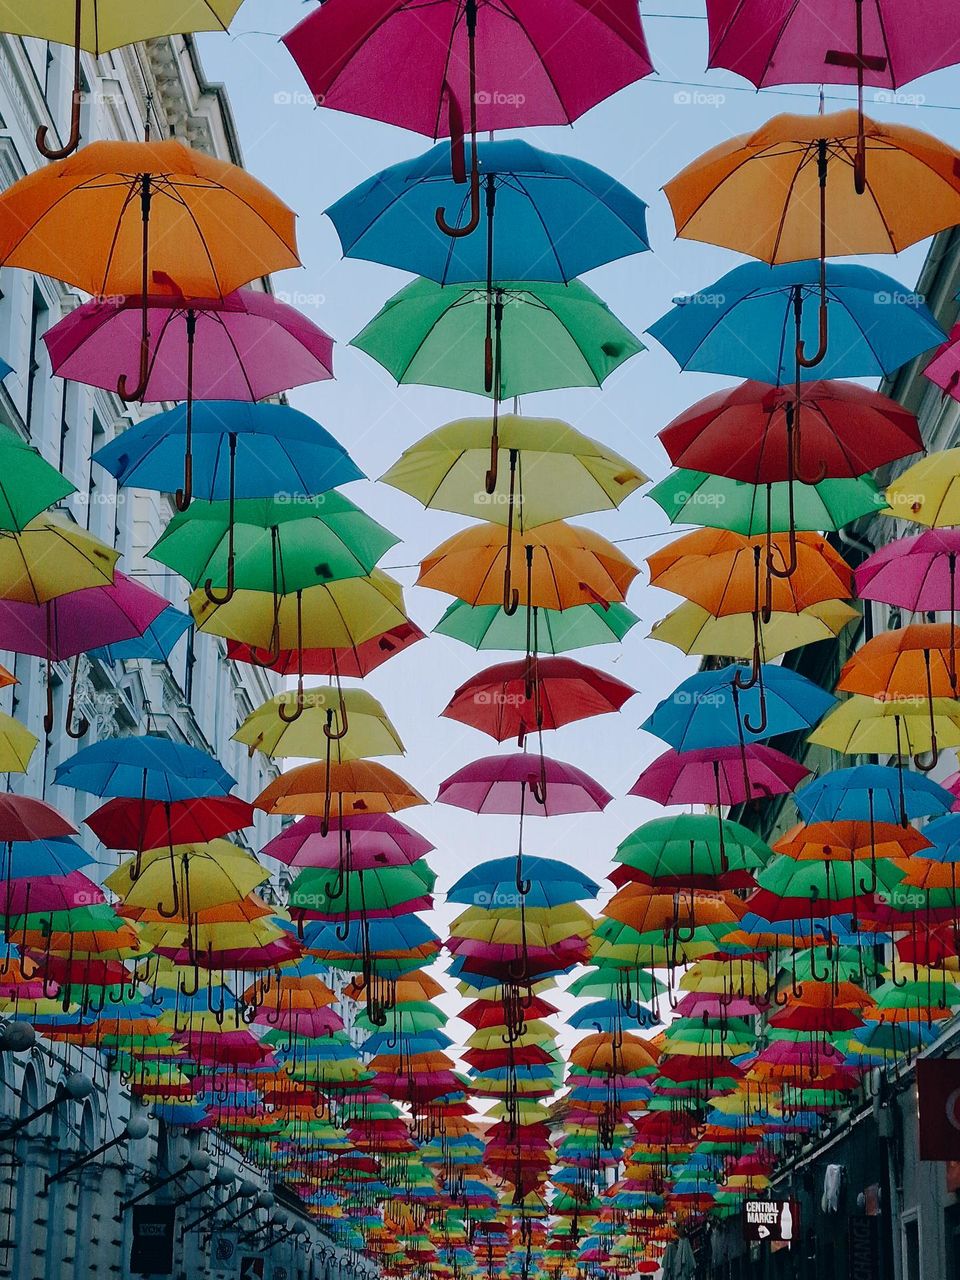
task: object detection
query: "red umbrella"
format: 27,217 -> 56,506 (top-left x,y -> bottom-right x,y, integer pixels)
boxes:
442,657 -> 634,743
0,796 -> 76,841
84,794 -> 254,851
658,379 -> 921,484
226,620 -> 425,679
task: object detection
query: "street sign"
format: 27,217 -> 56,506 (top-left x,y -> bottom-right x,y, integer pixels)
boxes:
848,1216 -> 882,1280
130,1205 -> 176,1276
918,1058 -> 960,1160
743,1200 -> 798,1243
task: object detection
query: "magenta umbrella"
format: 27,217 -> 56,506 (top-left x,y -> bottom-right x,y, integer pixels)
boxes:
0,573 -> 168,739
630,744 -> 809,808
437,753 -> 611,898
44,290 -> 334,403
283,0 -> 652,235
1,872 -> 105,919
260,813 -> 433,870
706,0 -> 960,191
925,322 -> 960,399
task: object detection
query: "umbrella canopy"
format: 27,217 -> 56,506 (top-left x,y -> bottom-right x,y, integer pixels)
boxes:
283,0 -> 653,138
44,289 -> 333,402
0,573 -> 168,659
883,447 -> 960,526
664,110 -> 960,262
327,139 -> 649,282
85,795 -> 254,851
796,766 -> 954,825
442,659 -> 635,741
437,755 -> 612,817
0,424 -> 75,529
261,814 -> 433,870
435,599 -> 640,652
353,278 -> 643,398
647,261 -> 944,383
54,736 -> 235,802
0,713 -> 38,773
93,401 -> 362,500
226,620 -> 424,679
255,761 -> 426,818
235,689 -> 404,761
631,745 -> 808,807
0,514 -> 118,604
382,416 -> 646,527
650,599 -> 858,661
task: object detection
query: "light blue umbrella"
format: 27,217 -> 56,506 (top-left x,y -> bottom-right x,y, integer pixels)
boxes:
642,666 -> 835,750
647,260 -> 944,382
327,139 -> 649,284
88,605 -> 193,664
93,401 -> 362,500
795,764 -> 954,825
447,857 -> 599,909
54,735 -> 235,801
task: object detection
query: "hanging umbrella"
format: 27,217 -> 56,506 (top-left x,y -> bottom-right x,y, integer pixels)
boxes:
87,606 -> 193,665
328,139 -> 648,282
663,111 -> 960,368
255,760 -> 426,822
54,735 -> 235,803
261,813 -> 433,871
0,571 -> 168,736
796,765 -> 954,827
235,688 -> 404,761
226,621 -> 424,680
0,514 -> 118,605
151,493 -> 397,610
0,2 -> 244,156
0,713 -> 37,773
284,0 -> 652,233
650,599 -> 858,662
443,659 -> 635,743
437,755 -> 611,818
809,694 -> 960,759
658,378 -> 922,483
435,600 -> 640,653
106,841 -> 270,917
0,424 -> 75,529
0,796 -> 76,841
647,262 -> 944,383
883,447 -> 960,526
85,795 -> 254,851
631,744 -> 808,809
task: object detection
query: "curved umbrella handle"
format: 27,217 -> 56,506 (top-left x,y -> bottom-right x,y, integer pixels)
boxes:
436,150 -> 481,238
767,528 -> 799,581
323,694 -> 350,741
37,1 -> 84,159
795,142 -> 830,368
278,685 -> 306,725
529,752 -> 548,809
204,553 -> 236,607
175,449 -> 193,513
64,656 -> 90,740
117,321 -> 151,403
43,659 -> 55,737
742,670 -> 768,736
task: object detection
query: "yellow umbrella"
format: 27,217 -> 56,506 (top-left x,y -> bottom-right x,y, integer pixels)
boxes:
884,449 -> 960,527
381,413 -> 646,526
0,2 -> 244,157
649,598 -> 857,659
809,694 -> 960,756
0,514 -> 117,604
106,840 -> 269,916
0,711 -> 37,772
234,687 -> 404,761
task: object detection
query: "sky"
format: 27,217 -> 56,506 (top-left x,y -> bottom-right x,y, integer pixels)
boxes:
197,2 -> 960,1043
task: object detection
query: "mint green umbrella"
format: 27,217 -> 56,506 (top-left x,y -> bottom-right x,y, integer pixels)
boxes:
648,469 -> 885,534
149,493 -> 397,602
351,277 -> 643,398
434,599 -> 640,652
0,424 -> 75,529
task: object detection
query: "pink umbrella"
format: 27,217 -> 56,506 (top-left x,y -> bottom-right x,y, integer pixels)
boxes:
706,0 -> 960,190
673,993 -> 767,1020
855,529 -> 960,686
252,1007 -> 344,1039
436,753 -> 612,817
0,573 -> 168,738
437,752 -> 611,898
260,813 -> 433,870
43,290 -> 334,403
925,322 -> 960,399
941,770 -> 960,811
283,0 -> 653,234
1,872 -> 105,918
630,744 -> 808,807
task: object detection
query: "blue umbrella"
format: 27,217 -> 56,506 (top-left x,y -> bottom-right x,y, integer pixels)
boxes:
647,261 -> 944,383
88,605 -> 193,665
54,735 -> 235,802
93,401 -> 362,502
326,139 -> 649,285
360,1029 -> 452,1055
568,1000 -> 659,1032
301,916 -> 439,953
796,764 -> 954,826
1,837 -> 92,879
914,813 -> 960,862
447,857 -> 599,909
642,666 -> 834,750
0,359 -> 11,382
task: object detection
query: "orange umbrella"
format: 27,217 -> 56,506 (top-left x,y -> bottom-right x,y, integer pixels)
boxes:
0,139 -> 299,452
774,820 -> 930,862
418,520 -> 638,615
254,759 -> 427,826
603,885 -> 746,934
664,109 -> 960,367
569,1031 -> 659,1075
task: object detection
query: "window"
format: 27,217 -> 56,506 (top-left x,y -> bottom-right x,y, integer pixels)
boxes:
903,1214 -> 921,1280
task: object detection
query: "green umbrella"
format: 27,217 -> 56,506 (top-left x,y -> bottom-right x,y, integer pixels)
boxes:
150,493 -> 397,603
0,426 -> 75,530
354,1004 -> 447,1034
647,469 -> 886,534
352,277 -> 643,398
615,814 -> 772,884
434,599 -> 640,652
288,861 -> 436,920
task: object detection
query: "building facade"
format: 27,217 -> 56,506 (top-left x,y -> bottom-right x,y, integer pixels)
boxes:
0,30 -> 352,1280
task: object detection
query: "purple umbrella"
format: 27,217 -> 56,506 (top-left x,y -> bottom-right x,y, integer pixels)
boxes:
44,290 -> 335,509
0,573 -> 168,739
706,0 -> 960,191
